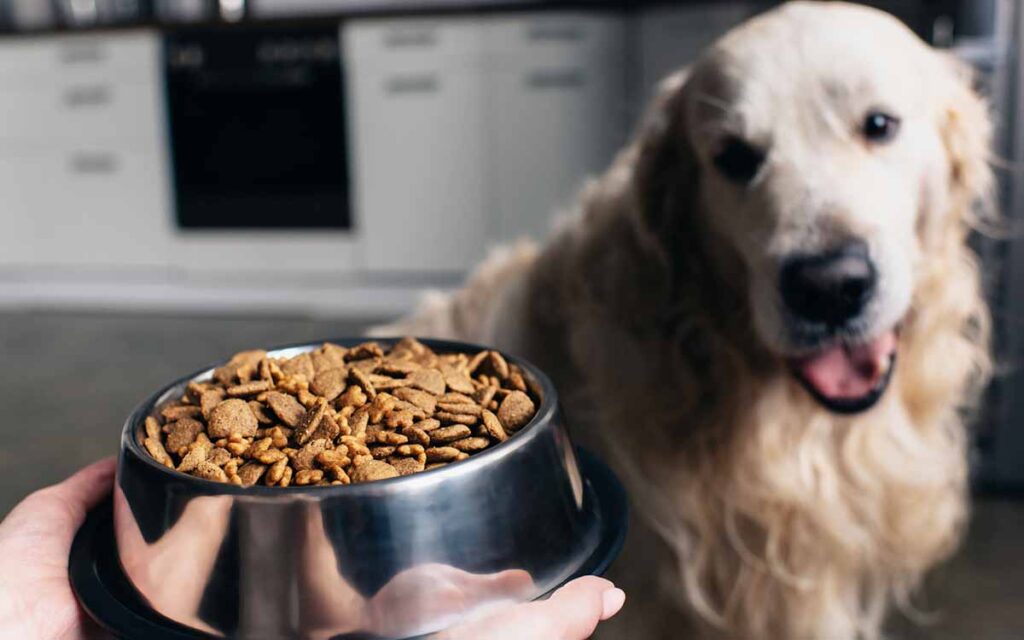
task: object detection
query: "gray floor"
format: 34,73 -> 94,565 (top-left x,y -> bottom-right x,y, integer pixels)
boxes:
0,309 -> 1020,638
0,309 -> 373,513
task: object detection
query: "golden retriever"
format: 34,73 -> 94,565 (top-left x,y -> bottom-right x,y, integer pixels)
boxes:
374,2 -> 994,638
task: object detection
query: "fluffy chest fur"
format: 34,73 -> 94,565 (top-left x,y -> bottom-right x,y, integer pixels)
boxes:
510,160 -> 982,639
379,142 -> 987,638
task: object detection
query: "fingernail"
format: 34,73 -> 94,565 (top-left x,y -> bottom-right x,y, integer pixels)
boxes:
601,588 -> 626,620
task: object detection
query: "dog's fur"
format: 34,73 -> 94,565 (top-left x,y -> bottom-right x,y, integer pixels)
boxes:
374,3 -> 993,638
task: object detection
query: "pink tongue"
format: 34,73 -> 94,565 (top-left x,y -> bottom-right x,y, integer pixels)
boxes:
796,331 -> 897,400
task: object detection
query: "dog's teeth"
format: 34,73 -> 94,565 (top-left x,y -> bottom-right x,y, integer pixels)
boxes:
876,354 -> 891,376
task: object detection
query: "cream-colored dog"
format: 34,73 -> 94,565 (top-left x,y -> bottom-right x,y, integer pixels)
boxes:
375,2 -> 994,638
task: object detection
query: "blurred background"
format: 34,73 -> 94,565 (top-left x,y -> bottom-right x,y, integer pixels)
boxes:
0,0 -> 1020,636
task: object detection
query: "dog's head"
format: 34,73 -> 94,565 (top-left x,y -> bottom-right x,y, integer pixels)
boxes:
635,1 -> 992,414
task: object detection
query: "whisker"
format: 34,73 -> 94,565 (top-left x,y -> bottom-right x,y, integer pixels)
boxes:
810,89 -> 848,139
694,92 -> 734,115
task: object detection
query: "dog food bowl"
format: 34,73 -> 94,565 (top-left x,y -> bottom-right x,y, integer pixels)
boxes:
69,338 -> 628,639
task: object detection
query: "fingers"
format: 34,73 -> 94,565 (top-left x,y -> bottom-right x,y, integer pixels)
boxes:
534,576 -> 624,637
450,568 -> 535,602
49,457 -> 117,523
0,457 -> 116,564
440,576 -> 625,640
20,457 -> 117,546
600,587 -> 626,621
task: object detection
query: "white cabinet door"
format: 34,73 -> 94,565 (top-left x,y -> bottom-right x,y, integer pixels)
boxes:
0,30 -> 170,270
0,154 -> 50,266
0,149 -> 171,268
30,148 -> 172,268
0,81 -> 162,144
344,16 -> 483,66
0,31 -> 163,146
485,15 -> 627,242
345,19 -> 487,273
0,31 -> 159,85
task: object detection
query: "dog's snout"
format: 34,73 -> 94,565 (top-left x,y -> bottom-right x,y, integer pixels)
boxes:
780,242 -> 876,326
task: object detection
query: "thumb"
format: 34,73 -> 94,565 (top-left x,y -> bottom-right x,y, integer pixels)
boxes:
50,457 -> 117,517
30,458 -> 116,543
528,576 -> 626,639
440,576 -> 625,640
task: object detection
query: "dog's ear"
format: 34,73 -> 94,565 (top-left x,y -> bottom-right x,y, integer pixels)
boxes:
937,54 -> 995,231
632,69 -> 699,241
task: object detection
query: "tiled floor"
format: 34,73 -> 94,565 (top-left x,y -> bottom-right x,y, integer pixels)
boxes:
1,310 -> 1020,638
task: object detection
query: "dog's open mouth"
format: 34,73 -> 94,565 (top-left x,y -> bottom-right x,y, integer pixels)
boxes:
787,329 -> 898,414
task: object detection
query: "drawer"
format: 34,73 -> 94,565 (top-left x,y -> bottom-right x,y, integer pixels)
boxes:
346,61 -> 487,272
486,55 -> 627,242
0,30 -> 160,84
484,13 -> 624,59
0,148 -> 173,268
0,80 -> 163,145
0,154 -> 49,265
343,17 -> 485,66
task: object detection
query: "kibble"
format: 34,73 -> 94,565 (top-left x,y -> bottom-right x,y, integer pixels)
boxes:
140,339 -> 540,486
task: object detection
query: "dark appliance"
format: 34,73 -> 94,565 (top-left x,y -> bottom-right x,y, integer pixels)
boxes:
165,25 -> 351,230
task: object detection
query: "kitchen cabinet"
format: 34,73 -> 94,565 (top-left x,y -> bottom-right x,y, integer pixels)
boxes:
0,81 -> 161,144
344,13 -> 628,265
0,147 -> 170,268
0,31 -> 158,84
31,148 -> 172,268
0,153 -> 49,266
484,13 -> 626,242
0,30 -> 172,270
344,18 -> 488,273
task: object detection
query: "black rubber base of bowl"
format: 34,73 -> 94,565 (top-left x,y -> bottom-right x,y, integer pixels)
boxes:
70,448 -> 628,640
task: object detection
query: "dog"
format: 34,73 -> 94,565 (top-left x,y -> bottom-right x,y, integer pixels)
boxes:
374,2 -> 994,638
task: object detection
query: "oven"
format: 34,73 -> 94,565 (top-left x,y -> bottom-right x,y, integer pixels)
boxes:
164,25 -> 351,230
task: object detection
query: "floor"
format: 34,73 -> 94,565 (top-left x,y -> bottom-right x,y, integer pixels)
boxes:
0,309 -> 372,514
1,309 -> 1020,638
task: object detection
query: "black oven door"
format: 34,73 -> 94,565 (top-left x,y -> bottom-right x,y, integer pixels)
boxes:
165,25 -> 351,230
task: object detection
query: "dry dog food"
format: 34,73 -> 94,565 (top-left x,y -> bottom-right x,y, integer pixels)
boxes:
140,338 -> 540,487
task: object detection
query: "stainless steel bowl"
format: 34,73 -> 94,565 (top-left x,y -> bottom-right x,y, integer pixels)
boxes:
113,338 -> 613,639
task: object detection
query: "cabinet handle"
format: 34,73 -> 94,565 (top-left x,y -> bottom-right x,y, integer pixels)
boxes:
69,152 -> 117,175
58,43 -> 107,65
383,30 -> 438,49
62,85 -> 112,108
527,25 -> 584,42
525,69 -> 585,90
385,73 -> 439,95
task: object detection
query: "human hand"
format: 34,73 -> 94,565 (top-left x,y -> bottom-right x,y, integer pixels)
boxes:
0,458 -> 115,640
437,576 -> 625,640
0,459 -> 624,640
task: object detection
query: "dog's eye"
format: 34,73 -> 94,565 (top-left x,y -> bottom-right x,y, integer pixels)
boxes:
862,111 -> 900,143
712,137 -> 766,184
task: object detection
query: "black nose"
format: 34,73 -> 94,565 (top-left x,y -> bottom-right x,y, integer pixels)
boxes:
780,242 -> 876,326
